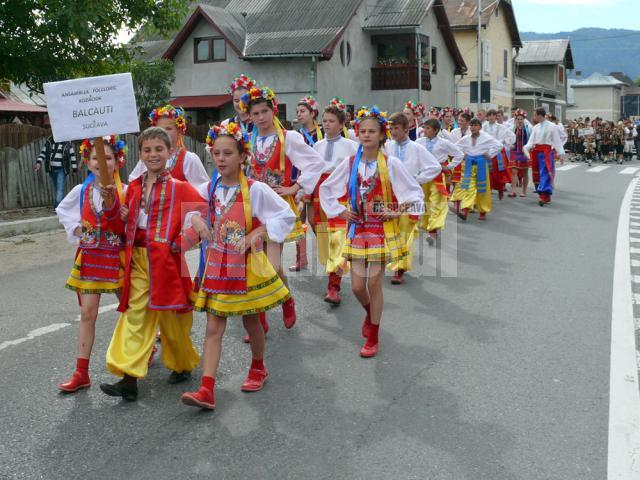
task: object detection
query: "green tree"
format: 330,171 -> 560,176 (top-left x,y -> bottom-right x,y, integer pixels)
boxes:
0,0 -> 188,93
635,77 -> 640,88
130,59 -> 175,122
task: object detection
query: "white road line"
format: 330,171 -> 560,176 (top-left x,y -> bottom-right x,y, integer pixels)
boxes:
0,303 -> 119,353
556,165 -> 579,171
607,176 -> 640,479
621,167 -> 640,175
630,229 -> 640,235
588,165 -> 610,173
631,260 -> 640,267
631,275 -> 640,284
630,247 -> 640,254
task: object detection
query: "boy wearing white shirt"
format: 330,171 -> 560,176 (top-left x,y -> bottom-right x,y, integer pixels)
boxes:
449,113 -> 473,212
385,112 -> 440,283
417,119 -> 464,243
312,103 -> 359,304
483,109 -> 516,200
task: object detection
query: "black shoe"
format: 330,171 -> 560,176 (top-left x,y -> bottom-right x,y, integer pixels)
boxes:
168,371 -> 191,385
100,378 -> 138,401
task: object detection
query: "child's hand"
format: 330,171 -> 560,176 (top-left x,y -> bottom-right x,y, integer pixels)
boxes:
339,209 -> 359,223
120,205 -> 129,222
235,230 -> 263,253
73,226 -> 82,238
192,216 -> 212,242
99,184 -> 116,201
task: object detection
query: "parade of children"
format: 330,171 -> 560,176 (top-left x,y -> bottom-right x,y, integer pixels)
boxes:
51,71 -> 634,413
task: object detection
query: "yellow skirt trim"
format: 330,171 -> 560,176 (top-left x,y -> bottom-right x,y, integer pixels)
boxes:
190,251 -> 291,317
65,250 -> 124,294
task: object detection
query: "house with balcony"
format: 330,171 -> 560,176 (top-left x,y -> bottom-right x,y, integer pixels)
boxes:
444,0 -> 522,112
157,0 -> 467,125
514,39 -> 574,121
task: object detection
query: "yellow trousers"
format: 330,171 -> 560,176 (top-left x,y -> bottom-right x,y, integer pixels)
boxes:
316,222 -> 348,274
450,183 -> 465,202
419,182 -> 449,232
106,247 -> 200,379
460,165 -> 492,214
388,214 -> 418,272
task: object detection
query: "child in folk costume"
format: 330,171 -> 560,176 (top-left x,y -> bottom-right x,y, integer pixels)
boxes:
182,124 -> 295,410
624,120 -> 637,162
448,112 -> 473,212
100,128 -> 203,401
239,85 -> 324,330
384,113 -> 440,285
523,108 -> 565,207
56,136 -> 127,393
438,107 -> 457,142
320,107 -> 423,357
403,101 -> 425,140
288,95 -> 324,273
417,119 -> 464,243
221,74 -> 256,134
456,118 -> 503,221
483,109 -> 515,200
508,109 -> 532,198
614,122 -> 625,164
129,105 -> 210,187
311,99 -> 359,304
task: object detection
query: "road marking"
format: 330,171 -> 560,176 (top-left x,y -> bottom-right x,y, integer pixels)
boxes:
588,165 -> 610,173
621,167 -> 640,175
630,247 -> 640,254
608,176 -> 640,479
0,303 -> 119,353
556,165 -> 579,171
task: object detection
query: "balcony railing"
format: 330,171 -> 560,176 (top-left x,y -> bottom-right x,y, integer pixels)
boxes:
371,65 -> 432,91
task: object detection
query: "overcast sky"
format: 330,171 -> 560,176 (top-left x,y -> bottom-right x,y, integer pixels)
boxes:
513,0 -> 640,33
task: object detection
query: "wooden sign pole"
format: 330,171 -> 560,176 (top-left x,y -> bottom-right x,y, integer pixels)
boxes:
94,137 -> 113,209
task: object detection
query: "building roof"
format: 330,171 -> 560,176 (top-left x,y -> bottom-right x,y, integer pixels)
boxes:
609,72 -> 640,94
444,0 -> 522,48
516,39 -> 574,69
164,1 -> 362,60
514,75 -> 560,95
0,98 -> 48,113
362,0 -> 467,75
169,94 -> 232,109
572,72 -> 625,88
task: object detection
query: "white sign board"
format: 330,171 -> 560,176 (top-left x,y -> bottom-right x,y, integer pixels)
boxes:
579,127 -> 595,137
44,73 -> 139,142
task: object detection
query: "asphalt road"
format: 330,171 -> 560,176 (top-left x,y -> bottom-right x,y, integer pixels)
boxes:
0,160 -> 636,480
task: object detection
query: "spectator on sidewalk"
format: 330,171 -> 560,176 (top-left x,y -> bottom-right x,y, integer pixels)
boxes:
34,136 -> 77,208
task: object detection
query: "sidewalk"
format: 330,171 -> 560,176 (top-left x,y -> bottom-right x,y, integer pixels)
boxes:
0,207 -> 61,238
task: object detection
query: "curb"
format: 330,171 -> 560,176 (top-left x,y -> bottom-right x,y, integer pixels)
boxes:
0,216 -> 62,238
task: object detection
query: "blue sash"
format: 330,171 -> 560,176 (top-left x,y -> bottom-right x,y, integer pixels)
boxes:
196,172 -> 220,286
347,146 -> 364,239
300,127 -> 316,146
79,172 -> 95,213
461,155 -> 488,193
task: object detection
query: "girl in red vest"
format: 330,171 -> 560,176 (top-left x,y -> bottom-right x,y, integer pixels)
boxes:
319,107 -> 424,357
55,136 -> 127,392
238,85 -> 324,332
128,105 -> 210,187
181,123 -> 295,410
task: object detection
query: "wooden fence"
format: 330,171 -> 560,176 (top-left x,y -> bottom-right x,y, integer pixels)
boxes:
0,134 -> 211,210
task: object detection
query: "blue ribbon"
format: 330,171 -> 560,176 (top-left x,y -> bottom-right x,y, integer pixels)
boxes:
196,174 -> 220,287
496,152 -> 505,171
347,145 -> 364,239
300,127 -> 316,146
461,155 -> 488,193
79,172 -> 95,213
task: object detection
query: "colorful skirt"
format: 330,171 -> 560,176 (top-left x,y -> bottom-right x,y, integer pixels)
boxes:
510,151 -> 531,169
343,220 -> 406,263
283,194 -> 306,242
65,248 -> 125,294
190,251 -> 291,317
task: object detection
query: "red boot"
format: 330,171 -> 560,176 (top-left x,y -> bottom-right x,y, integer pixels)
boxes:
360,324 -> 379,358
58,358 -> 91,393
288,239 -> 308,272
454,200 -> 460,214
241,361 -> 269,392
182,376 -> 215,410
148,345 -> 158,366
457,208 -> 469,221
478,212 -> 487,221
427,230 -> 438,246
324,273 -> 342,305
244,312 -> 268,343
391,269 -> 405,285
362,303 -> 372,338
282,298 -> 297,329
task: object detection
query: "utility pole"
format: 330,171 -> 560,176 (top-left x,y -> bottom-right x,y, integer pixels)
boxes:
477,0 -> 482,112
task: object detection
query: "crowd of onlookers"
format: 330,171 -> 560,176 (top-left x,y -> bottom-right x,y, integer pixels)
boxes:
563,117 -> 639,165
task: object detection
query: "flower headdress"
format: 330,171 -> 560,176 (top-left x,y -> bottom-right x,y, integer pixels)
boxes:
149,105 -> 187,135
354,106 -> 390,138
79,135 -> 127,168
441,106 -> 454,116
298,95 -> 319,116
229,74 -> 257,94
238,85 -> 279,115
404,101 -> 426,120
206,122 -> 251,154
514,108 -> 527,118
428,107 -> 442,119
328,96 -> 348,112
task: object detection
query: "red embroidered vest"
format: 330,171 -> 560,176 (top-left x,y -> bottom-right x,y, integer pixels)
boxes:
79,183 -> 125,251
169,148 -> 187,182
249,132 -> 293,188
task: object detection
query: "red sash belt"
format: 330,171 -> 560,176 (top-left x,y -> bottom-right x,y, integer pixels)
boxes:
133,229 -> 147,247
531,145 -> 553,185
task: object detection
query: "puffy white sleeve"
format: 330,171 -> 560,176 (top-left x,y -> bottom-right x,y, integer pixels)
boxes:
443,139 -> 465,169
549,124 -> 565,155
250,181 -> 295,243
387,156 -> 424,212
184,152 -> 211,188
319,155 -> 351,218
284,130 -> 324,195
523,125 -> 537,156
195,181 -> 211,201
487,136 -> 504,158
414,144 -> 442,184
502,126 -> 516,148
128,160 -> 146,182
439,129 -> 453,142
55,184 -> 83,245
